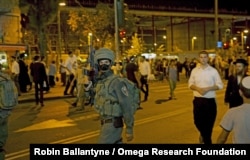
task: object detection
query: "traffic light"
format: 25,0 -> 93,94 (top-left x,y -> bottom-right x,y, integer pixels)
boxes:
117,0 -> 126,27
119,29 -> 126,38
223,42 -> 230,49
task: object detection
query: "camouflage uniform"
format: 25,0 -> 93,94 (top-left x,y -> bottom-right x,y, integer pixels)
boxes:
0,110 -> 10,159
93,48 -> 134,144
0,72 -> 14,159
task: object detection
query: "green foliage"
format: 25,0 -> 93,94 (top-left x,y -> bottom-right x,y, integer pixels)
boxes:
67,2 -> 137,48
19,0 -> 59,31
19,0 -> 61,57
67,2 -> 114,47
126,33 -> 145,56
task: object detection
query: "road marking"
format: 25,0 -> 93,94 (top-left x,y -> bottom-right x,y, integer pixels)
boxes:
72,113 -> 99,121
6,82 -> 228,159
6,107 -> 190,160
15,119 -> 76,132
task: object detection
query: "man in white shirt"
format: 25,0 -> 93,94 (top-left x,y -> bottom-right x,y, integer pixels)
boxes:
217,76 -> 250,144
63,51 -> 77,95
11,56 -> 21,96
139,56 -> 151,102
188,51 -> 223,144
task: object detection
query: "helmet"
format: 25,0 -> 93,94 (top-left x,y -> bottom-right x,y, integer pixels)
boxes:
94,48 -> 115,64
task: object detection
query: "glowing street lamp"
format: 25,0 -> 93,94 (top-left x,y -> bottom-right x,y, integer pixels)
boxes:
241,29 -> 248,52
59,2 -> 66,6
163,35 -> 167,52
191,36 -> 197,51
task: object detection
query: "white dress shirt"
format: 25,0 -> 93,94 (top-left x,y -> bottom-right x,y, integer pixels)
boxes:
139,61 -> 151,76
11,60 -> 20,74
64,55 -> 77,75
188,65 -> 223,98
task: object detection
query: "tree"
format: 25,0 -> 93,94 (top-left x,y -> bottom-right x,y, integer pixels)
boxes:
126,33 -> 145,56
67,2 -> 137,49
19,0 -> 60,58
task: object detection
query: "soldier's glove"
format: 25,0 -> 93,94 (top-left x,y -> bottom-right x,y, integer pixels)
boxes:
126,134 -> 134,142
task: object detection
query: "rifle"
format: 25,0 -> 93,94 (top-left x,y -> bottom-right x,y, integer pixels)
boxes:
87,46 -> 98,84
86,46 -> 98,105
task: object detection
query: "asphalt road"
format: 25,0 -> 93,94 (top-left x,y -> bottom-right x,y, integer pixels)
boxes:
4,78 -> 232,160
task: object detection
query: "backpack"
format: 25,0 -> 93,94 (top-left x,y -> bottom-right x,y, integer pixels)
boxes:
0,73 -> 18,110
108,75 -> 140,114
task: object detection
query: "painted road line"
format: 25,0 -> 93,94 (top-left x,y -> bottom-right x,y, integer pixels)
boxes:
5,107 -> 191,160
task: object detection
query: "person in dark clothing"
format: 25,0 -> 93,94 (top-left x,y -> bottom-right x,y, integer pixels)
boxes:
224,58 -> 248,108
126,56 -> 142,109
155,60 -> 164,81
40,56 -> 50,92
126,56 -> 140,87
139,56 -> 151,102
183,57 -> 190,79
18,54 -> 31,92
30,55 -> 47,107
175,58 -> 182,81
189,58 -> 197,76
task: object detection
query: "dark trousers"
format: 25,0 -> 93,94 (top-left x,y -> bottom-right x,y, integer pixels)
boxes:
60,72 -> 66,85
193,97 -> 217,144
43,76 -> 50,91
49,75 -> 55,87
140,75 -> 148,100
185,69 -> 189,78
34,81 -> 44,104
0,117 -> 8,148
64,74 -> 76,95
12,74 -> 21,95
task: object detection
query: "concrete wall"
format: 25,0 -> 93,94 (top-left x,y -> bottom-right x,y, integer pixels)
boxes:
0,0 -> 21,44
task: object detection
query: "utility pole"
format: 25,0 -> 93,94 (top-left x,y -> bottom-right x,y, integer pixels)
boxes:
214,0 -> 219,49
114,0 -> 119,62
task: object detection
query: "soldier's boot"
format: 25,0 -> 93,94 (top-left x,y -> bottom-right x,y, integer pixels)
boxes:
0,148 -> 5,160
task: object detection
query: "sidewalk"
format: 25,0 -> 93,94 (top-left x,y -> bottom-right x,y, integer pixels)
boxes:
18,83 -> 75,104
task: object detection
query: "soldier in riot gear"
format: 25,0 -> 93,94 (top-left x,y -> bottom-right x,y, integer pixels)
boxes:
93,48 -> 134,144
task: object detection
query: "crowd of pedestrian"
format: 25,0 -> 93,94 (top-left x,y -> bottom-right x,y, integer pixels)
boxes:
2,48 -> 250,146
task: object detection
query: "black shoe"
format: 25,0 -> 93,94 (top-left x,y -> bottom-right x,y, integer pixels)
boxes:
76,107 -> 84,111
137,107 -> 143,110
40,103 -> 44,107
72,102 -> 77,107
84,102 -> 90,106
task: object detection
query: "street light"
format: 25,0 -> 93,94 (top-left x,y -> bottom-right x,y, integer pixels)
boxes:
121,37 -> 126,55
57,1 -> 66,60
241,29 -> 248,52
163,35 -> 167,53
191,36 -> 197,51
88,32 -> 93,54
154,43 -> 157,54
